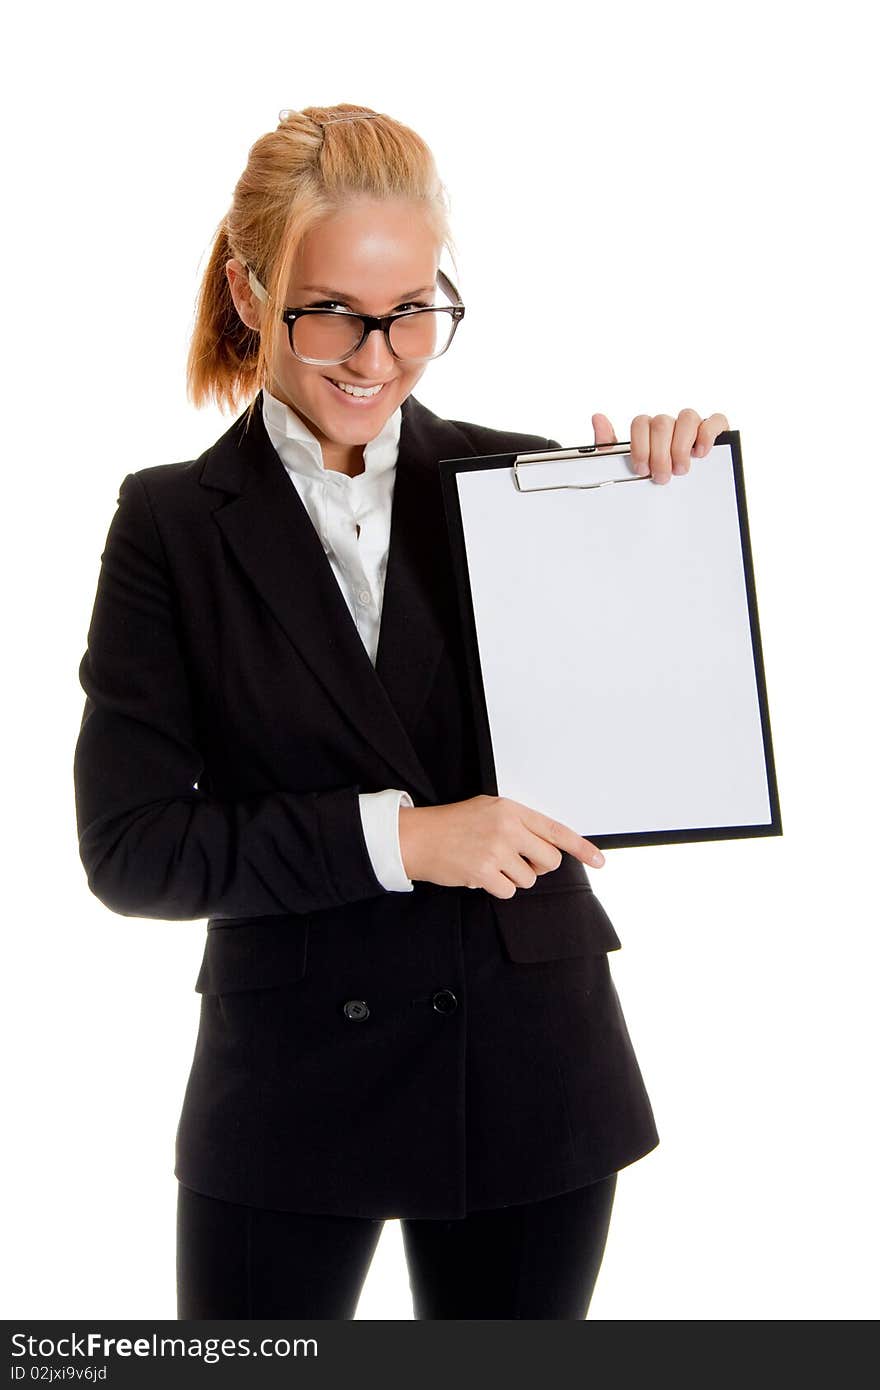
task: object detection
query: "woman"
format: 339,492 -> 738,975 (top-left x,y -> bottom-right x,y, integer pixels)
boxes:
74,103 -> 729,1319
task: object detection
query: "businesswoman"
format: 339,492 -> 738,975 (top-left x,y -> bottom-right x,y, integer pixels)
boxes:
74,103 -> 729,1319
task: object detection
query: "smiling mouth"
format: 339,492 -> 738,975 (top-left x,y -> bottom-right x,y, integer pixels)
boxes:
326,377 -> 389,399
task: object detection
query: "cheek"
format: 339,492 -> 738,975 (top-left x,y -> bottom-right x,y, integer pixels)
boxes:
276,359 -> 321,402
400,363 -> 427,394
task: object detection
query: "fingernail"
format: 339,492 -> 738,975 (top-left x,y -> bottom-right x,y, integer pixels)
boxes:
591,852 -> 604,866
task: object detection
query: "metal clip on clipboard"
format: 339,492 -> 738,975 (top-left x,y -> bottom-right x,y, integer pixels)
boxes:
512,441 -> 643,493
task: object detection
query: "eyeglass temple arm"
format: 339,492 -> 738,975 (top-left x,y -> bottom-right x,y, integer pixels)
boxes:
247,264 -> 269,304
436,267 -> 463,305
242,262 -> 462,308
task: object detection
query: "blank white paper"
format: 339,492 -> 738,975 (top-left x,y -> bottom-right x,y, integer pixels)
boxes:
455,444 -> 772,838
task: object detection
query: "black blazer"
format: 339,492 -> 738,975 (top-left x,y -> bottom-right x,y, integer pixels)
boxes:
74,389 -> 658,1218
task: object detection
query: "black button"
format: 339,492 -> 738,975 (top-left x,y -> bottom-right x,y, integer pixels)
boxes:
343,998 -> 370,1022
432,989 -> 458,1015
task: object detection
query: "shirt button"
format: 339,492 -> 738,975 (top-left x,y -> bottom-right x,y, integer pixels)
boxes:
357,588 -> 371,605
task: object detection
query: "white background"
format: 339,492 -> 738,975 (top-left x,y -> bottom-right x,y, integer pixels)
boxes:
3,0 -> 877,1321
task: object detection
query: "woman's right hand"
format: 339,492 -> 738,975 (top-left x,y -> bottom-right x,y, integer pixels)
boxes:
398,795 -> 604,899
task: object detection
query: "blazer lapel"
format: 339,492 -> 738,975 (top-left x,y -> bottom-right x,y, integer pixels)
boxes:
200,390 -> 478,805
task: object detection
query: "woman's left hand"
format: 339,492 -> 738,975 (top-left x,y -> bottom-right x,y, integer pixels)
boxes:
592,409 -> 730,482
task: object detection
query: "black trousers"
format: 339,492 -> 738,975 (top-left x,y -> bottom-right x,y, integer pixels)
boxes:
176,1173 -> 617,1320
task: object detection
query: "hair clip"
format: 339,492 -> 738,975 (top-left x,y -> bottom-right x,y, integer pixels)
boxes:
318,111 -> 382,127
276,107 -> 382,130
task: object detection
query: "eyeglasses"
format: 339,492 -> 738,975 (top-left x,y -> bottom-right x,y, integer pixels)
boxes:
244,263 -> 466,366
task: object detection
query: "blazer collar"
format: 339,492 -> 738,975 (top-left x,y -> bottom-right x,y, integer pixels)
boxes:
199,390 -> 479,804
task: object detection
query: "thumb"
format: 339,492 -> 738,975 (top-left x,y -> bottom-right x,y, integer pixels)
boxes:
592,413 -> 617,446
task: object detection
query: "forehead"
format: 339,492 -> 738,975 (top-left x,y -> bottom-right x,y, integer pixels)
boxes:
288,198 -> 440,298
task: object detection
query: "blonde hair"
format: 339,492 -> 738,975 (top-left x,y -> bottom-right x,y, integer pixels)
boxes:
186,103 -> 458,425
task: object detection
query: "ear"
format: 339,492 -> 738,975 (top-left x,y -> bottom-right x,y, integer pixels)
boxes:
225,258 -> 263,334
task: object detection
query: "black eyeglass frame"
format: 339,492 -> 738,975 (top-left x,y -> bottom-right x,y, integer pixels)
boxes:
245,263 -> 466,366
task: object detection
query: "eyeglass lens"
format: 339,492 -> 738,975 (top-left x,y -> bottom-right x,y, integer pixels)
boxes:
291,309 -> 455,364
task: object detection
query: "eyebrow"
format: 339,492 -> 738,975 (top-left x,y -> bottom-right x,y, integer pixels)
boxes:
298,283 -> 436,302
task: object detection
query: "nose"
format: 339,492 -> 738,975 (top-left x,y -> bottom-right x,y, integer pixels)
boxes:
349,325 -> 397,377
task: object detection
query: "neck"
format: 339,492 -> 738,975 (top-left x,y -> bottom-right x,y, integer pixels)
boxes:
321,443 -> 366,478
263,381 -> 367,477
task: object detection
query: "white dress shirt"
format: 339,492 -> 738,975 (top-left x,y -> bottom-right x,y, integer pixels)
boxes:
261,385 -> 415,893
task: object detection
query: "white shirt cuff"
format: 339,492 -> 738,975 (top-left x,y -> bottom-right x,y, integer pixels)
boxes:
358,789 -> 415,892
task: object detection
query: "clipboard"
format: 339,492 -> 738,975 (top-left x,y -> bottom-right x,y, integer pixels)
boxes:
438,430 -> 782,850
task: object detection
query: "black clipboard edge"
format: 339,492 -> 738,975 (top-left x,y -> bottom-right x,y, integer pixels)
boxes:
725,431 -> 784,845
438,429 -> 783,851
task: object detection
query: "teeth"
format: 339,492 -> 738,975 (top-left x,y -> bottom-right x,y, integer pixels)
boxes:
330,379 -> 384,398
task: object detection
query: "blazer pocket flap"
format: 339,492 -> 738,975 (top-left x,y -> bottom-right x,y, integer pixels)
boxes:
194,914 -> 309,994
490,885 -> 622,964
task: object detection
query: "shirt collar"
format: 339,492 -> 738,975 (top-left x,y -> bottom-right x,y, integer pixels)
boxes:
261,384 -> 402,483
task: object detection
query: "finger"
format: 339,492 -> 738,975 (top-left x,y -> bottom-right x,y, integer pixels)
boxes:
516,829 -> 565,876
486,870 -> 520,900
649,414 -> 676,484
592,413 -> 617,446
499,858 -> 541,890
519,805 -> 605,868
672,408 -> 702,474
693,412 -> 730,457
630,415 -> 652,475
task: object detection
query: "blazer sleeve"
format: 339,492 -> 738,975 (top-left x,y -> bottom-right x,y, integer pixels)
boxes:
73,472 -> 388,922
